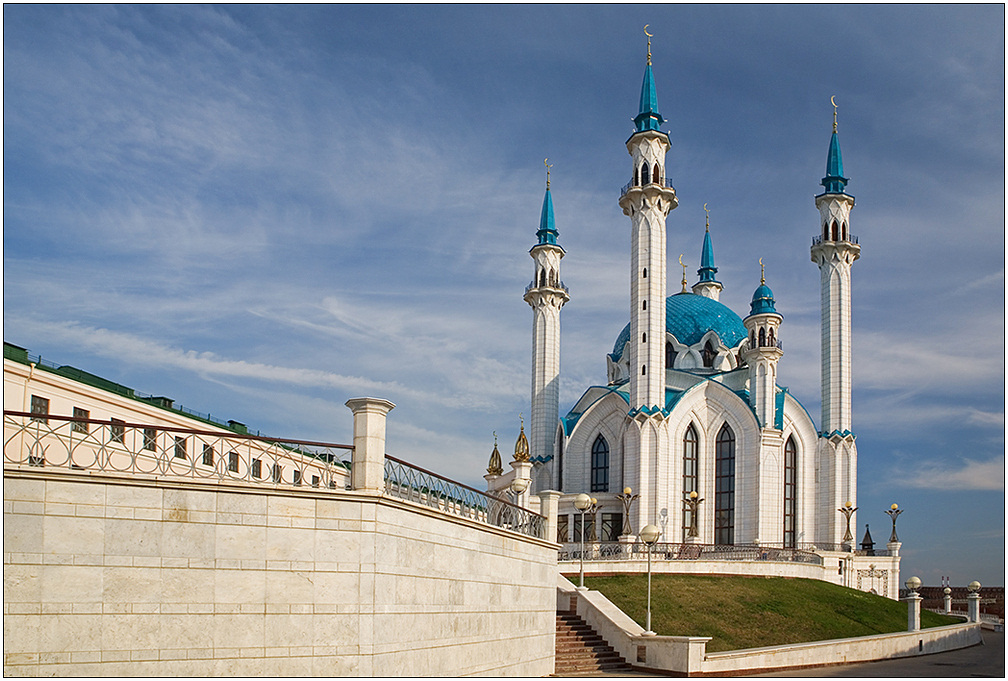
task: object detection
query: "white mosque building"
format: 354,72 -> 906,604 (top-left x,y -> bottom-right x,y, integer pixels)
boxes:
511,41 -> 866,554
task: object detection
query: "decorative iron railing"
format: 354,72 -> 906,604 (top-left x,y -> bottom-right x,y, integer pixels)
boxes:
383,454 -> 545,540
558,541 -> 823,565
524,280 -> 569,296
811,235 -> 859,247
3,411 -> 352,490
620,177 -> 676,198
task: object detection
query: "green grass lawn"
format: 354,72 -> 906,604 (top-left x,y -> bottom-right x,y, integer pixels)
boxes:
573,573 -> 962,652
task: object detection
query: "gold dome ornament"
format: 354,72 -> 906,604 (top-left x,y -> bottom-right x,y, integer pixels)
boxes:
487,432 -> 503,476
513,414 -> 530,463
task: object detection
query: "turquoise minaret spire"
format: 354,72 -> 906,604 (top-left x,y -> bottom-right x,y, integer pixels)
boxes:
536,168 -> 558,246
692,203 -> 723,301
820,98 -> 849,195
633,28 -> 666,133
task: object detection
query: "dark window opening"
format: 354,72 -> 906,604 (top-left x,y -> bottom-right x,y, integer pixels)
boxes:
653,163 -> 660,184
702,341 -> 717,368
590,434 -> 609,492
143,428 -> 157,452
666,342 -> 677,368
174,436 -> 187,459
641,163 -> 650,185
642,333 -> 646,343
831,220 -> 839,241
683,424 -> 699,540
759,327 -> 767,347
202,444 -> 215,467
72,407 -> 89,434
715,423 -> 735,545
784,436 -> 798,548
30,395 -> 49,423
110,418 -> 125,444
228,451 -> 239,473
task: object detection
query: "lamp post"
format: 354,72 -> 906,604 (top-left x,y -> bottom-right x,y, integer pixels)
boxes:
507,477 -> 529,532
615,487 -> 640,536
967,581 -> 982,623
574,493 -> 593,589
838,501 -> 857,548
684,491 -> 704,540
905,575 -> 922,631
885,503 -> 903,542
640,523 -> 661,636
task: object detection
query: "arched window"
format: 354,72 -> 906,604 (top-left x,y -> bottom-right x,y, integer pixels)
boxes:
653,163 -> 660,184
642,333 -> 647,343
641,163 -> 650,185
642,268 -> 647,278
666,342 -> 677,368
768,328 -> 775,346
784,436 -> 798,548
715,424 -> 735,545
642,300 -> 647,310
634,167 -> 639,186
831,220 -> 839,241
758,327 -> 766,347
682,424 -> 699,540
702,341 -> 717,368
539,270 -> 545,287
823,222 -> 829,241
591,435 -> 609,493
750,331 -> 756,348
641,364 -> 646,375
841,221 -> 848,240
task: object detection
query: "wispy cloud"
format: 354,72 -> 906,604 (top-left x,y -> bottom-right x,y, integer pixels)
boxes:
897,455 -> 1005,491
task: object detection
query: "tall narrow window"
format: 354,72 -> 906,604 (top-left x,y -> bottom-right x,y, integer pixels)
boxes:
759,327 -> 766,347
642,333 -> 646,343
143,428 -> 157,451
30,395 -> 49,423
682,424 -> 699,540
784,436 -> 798,548
666,342 -> 677,369
823,221 -> 829,241
641,163 -> 650,185
557,515 -> 570,543
702,341 -> 717,368
831,220 -> 839,241
642,268 -> 647,278
174,436 -> 187,459
642,364 -> 646,375
202,444 -> 215,467
715,423 -> 735,545
634,167 -> 639,186
228,451 -> 239,472
72,407 -> 89,434
252,458 -> 262,479
557,436 -> 564,490
653,163 -> 660,184
110,418 -> 125,444
642,300 -> 647,310
590,435 -> 609,493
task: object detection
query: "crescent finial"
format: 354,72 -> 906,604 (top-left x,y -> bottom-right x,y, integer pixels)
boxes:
544,158 -> 552,189
759,257 -> 765,285
679,254 -> 688,292
644,25 -> 653,65
831,96 -> 838,133
704,203 -> 710,231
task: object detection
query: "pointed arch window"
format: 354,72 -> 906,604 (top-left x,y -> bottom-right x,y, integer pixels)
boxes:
590,435 -> 609,493
634,167 -> 640,186
715,423 -> 735,545
831,220 -> 839,241
642,300 -> 647,310
702,341 -> 717,368
653,163 -> 660,185
642,333 -> 647,343
784,436 -> 798,548
823,221 -> 829,241
841,221 -> 848,241
768,328 -> 776,346
642,267 -> 647,278
666,341 -> 677,369
682,424 -> 699,540
641,163 -> 650,185
758,327 -> 766,347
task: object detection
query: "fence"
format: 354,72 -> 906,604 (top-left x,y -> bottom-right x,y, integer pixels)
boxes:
559,541 -> 823,565
3,410 -> 353,490
384,454 -> 545,540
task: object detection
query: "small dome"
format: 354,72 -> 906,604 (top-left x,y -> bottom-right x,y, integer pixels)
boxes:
750,283 -> 777,315
611,293 -> 747,361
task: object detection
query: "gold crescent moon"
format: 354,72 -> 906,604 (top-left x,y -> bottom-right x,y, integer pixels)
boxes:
759,257 -> 763,267
644,24 -> 652,38
679,254 -> 684,266
831,95 -> 837,108
703,202 -> 708,212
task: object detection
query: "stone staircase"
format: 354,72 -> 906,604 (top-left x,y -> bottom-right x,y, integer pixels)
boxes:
554,609 -> 632,675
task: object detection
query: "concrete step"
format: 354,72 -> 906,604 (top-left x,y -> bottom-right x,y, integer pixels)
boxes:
554,610 -> 631,674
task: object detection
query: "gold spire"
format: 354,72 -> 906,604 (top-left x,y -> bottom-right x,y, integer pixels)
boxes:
487,431 -> 502,476
704,202 -> 710,232
831,95 -> 838,133
679,254 -> 688,293
544,158 -> 552,190
759,257 -> 765,285
513,414 -> 530,463
644,25 -> 653,65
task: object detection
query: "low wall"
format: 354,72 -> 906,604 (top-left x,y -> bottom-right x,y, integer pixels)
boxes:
4,469 -> 557,676
563,558 -> 825,581
557,577 -> 982,676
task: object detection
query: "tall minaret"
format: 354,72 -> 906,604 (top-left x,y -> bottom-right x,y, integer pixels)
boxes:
617,29 -> 678,411
742,260 -> 783,429
811,98 -> 859,544
692,204 -> 723,301
524,160 -> 569,479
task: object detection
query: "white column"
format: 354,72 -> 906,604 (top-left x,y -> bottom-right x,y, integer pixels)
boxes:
906,592 -> 922,632
346,397 -> 395,492
538,490 -> 562,544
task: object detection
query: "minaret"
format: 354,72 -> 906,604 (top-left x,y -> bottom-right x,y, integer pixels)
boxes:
742,260 -> 783,429
692,203 -> 722,300
811,98 -> 859,545
812,99 -> 859,436
617,29 -> 678,411
524,160 -> 569,478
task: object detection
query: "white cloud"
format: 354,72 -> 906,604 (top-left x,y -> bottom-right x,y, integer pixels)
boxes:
897,455 -> 1005,491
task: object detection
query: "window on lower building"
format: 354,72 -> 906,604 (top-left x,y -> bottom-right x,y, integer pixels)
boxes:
293,469 -> 302,486
202,444 -> 215,467
683,423 -> 699,540
557,514 -> 570,543
110,418 -> 125,444
715,423 -> 736,545
572,514 -> 595,543
227,451 -> 239,473
784,436 -> 798,549
30,395 -> 49,423
251,458 -> 262,479
143,428 -> 157,451
312,475 -> 320,488
72,407 -> 89,433
590,435 -> 609,493
601,513 -> 623,542
174,436 -> 187,459
272,464 -> 283,483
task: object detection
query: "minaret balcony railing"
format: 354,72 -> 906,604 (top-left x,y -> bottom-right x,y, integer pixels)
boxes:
525,280 -> 569,296
812,234 -> 859,247
620,177 -> 675,198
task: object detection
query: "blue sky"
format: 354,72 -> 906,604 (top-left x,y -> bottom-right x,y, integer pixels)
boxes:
4,5 -> 1004,586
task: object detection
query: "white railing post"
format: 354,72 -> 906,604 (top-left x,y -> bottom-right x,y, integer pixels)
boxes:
538,490 -> 562,544
345,397 -> 395,492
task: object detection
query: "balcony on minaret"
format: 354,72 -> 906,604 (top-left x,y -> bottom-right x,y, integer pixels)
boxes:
620,175 -> 674,199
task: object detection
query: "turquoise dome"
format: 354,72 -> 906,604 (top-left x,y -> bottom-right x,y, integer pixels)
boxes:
749,283 -> 777,315
611,293 -> 748,361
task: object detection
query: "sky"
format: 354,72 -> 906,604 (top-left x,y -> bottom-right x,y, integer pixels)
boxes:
4,5 -> 1004,586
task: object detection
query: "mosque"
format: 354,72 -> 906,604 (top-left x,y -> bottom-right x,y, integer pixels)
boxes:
501,37 -> 865,553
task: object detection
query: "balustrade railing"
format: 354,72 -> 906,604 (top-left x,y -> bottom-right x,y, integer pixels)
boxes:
525,280 -> 569,296
812,235 -> 859,247
3,411 -> 352,490
384,454 -> 545,540
620,177 -> 675,198
558,541 -> 823,565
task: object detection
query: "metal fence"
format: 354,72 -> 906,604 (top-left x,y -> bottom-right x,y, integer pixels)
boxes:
3,410 -> 353,490
559,541 -> 823,565
384,454 -> 545,540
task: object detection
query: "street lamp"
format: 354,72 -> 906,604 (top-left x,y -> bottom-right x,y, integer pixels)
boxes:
574,493 -> 593,589
838,501 -> 857,547
615,487 -> 640,536
885,503 -> 903,543
640,523 -> 661,635
684,491 -> 704,539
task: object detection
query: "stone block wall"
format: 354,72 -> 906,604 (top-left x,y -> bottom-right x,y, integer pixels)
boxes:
3,470 -> 556,676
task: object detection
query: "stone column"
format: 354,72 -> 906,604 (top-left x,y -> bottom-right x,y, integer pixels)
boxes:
538,490 -> 562,544
346,397 -> 396,492
510,460 -> 533,508
968,592 -> 982,623
943,588 -> 952,615
887,540 -> 901,557
905,593 -> 922,632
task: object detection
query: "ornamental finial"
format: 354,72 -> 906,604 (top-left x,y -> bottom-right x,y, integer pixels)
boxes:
759,257 -> 765,285
831,95 -> 838,133
704,202 -> 710,232
679,254 -> 688,293
544,158 -> 552,190
513,413 -> 529,463
644,25 -> 653,66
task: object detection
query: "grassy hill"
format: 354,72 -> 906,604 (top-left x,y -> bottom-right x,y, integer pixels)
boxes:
576,573 -> 962,652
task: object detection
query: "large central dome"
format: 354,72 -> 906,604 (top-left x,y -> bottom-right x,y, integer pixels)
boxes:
611,292 -> 747,361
